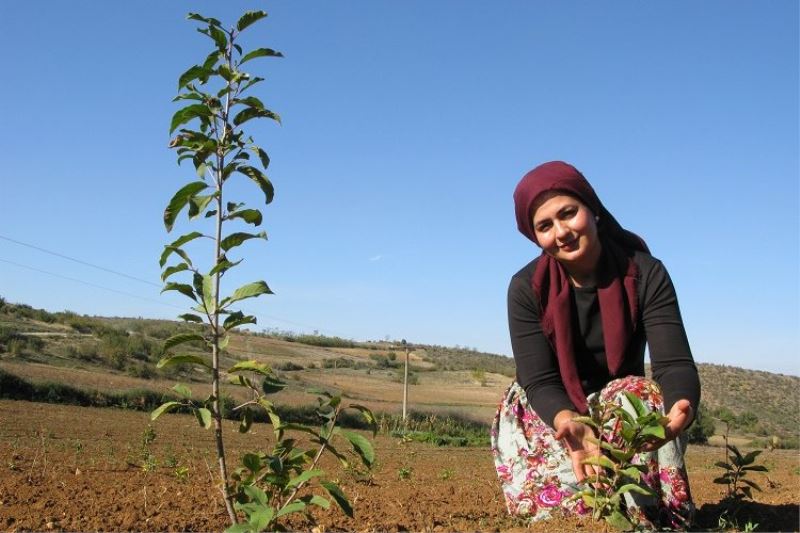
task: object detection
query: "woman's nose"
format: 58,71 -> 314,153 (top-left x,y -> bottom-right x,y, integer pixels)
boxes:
554,221 -> 570,239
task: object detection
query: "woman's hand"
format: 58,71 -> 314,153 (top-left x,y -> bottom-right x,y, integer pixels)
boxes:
641,399 -> 693,452
553,410 -> 602,483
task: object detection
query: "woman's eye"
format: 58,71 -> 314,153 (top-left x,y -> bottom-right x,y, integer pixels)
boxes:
536,222 -> 551,232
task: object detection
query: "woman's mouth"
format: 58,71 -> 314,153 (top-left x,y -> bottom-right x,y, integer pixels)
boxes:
559,239 -> 578,251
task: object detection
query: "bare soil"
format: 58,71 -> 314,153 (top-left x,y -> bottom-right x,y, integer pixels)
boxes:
0,400 -> 797,532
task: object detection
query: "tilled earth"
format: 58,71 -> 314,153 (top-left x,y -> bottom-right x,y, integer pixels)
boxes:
0,400 -> 797,532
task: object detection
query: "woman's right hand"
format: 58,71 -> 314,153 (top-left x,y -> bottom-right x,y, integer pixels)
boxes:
553,410 -> 602,484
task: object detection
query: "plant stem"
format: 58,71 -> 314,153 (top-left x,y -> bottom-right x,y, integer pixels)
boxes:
210,35 -> 237,527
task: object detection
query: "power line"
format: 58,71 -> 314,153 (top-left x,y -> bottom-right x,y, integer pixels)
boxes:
0,257 -> 184,311
0,256 -> 351,338
0,233 -> 160,287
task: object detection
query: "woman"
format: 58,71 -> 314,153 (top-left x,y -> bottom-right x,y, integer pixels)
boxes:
491,161 -> 700,529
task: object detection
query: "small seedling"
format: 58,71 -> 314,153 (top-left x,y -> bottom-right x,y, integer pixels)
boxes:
397,466 -> 413,480
439,468 -> 454,480
570,392 -> 669,531
713,421 -> 769,503
174,465 -> 190,482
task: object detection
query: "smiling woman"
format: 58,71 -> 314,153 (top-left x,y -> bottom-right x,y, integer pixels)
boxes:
490,161 -> 701,529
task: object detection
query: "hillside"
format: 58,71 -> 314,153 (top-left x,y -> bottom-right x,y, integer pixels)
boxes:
0,298 -> 797,446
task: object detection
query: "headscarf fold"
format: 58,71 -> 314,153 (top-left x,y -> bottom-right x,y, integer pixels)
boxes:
513,161 -> 648,413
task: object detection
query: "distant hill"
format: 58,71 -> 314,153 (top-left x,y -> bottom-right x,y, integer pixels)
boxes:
1,297 -> 797,446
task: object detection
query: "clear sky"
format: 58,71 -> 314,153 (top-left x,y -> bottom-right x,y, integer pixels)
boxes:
0,1 -> 797,375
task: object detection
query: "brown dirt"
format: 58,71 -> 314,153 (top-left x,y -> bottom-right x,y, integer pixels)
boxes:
0,400 -> 797,532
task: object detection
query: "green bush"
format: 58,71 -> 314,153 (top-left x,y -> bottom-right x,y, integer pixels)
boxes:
686,402 -> 716,444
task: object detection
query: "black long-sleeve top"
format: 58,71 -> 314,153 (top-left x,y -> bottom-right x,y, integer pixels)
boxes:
508,250 -> 701,429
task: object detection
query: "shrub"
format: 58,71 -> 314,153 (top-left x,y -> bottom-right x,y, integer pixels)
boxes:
686,402 -> 716,444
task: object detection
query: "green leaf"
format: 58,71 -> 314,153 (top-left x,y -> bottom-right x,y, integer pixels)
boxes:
161,263 -> 189,282
164,333 -> 206,352
249,507 -> 275,532
727,444 -> 743,460
617,483 -> 655,497
151,401 -> 181,421
606,510 -> 634,531
209,257 -> 242,277
571,416 -> 598,429
742,450 -> 763,465
224,311 -> 257,331
641,424 -> 666,440
160,231 -> 204,266
187,13 -> 222,27
741,478 -> 763,491
237,166 -> 274,204
581,455 -> 616,470
228,360 -> 273,375
240,47 -> 283,64
255,147 -> 270,169
220,231 -> 267,252
219,335 -> 230,350
218,63 -> 233,81
178,65 -> 209,90
239,409 -> 253,433
222,280 -> 274,308
276,502 -> 305,519
286,469 -> 323,488
623,391 -> 649,418
714,461 -> 734,470
237,11 -> 267,32
341,430 -> 375,467
172,383 -> 192,398
233,107 -> 281,127
202,50 -> 220,70
161,282 -> 197,302
348,404 -> 377,436
170,104 -> 213,134
188,193 -> 215,220
620,466 -> 642,481
164,181 -> 208,231
157,354 -> 211,370
228,209 -> 263,226
742,465 -> 769,472
229,374 -> 255,388
321,481 -> 353,518
235,96 -> 265,110
301,495 -> 330,510
201,274 -> 214,313
178,313 -> 204,323
195,407 -> 212,429
262,375 -> 286,395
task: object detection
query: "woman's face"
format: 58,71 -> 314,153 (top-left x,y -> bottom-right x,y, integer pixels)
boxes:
532,193 -> 601,271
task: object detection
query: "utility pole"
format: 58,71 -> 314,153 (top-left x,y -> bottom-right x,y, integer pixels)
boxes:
401,339 -> 409,421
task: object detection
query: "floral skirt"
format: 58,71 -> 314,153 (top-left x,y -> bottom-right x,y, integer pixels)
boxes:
490,376 -> 694,529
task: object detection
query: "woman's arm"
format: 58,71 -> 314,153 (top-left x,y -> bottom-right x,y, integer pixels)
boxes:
508,271 -> 575,428
640,257 -> 701,437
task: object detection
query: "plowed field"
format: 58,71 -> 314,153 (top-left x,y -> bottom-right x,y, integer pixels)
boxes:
0,400 -> 797,532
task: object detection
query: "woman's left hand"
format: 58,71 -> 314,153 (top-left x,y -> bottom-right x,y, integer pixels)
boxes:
641,399 -> 693,452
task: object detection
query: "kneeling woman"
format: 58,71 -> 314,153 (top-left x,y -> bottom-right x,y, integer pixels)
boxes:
491,161 -> 700,529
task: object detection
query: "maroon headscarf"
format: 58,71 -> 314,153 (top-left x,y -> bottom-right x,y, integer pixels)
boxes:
513,161 -> 649,414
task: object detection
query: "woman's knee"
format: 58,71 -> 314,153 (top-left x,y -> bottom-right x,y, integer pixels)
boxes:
599,376 -> 664,411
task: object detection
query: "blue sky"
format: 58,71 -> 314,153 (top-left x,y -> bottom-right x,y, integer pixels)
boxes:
0,1 -> 797,375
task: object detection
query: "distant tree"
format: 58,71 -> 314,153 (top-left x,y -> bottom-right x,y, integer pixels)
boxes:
686,402 -> 715,444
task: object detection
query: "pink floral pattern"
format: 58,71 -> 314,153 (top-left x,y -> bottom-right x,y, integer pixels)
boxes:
491,376 -> 694,528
